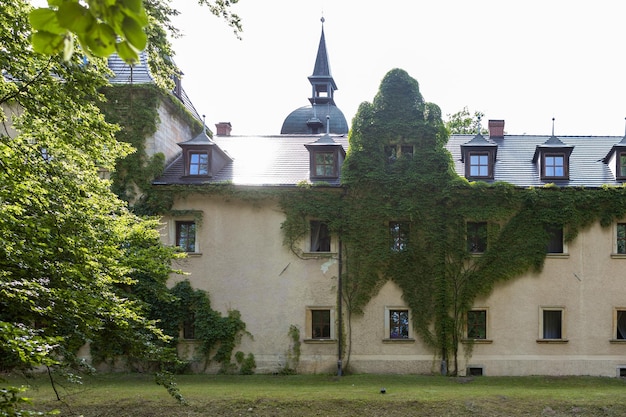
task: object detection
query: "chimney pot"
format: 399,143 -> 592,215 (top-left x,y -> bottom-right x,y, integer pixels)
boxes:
215,122 -> 232,136
488,120 -> 505,139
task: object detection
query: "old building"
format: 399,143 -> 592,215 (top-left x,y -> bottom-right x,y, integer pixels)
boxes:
110,21 -> 626,377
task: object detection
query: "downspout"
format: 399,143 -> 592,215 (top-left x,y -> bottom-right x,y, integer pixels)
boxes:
337,235 -> 343,377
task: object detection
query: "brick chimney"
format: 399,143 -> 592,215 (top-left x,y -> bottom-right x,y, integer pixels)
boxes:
488,120 -> 505,139
215,122 -> 232,136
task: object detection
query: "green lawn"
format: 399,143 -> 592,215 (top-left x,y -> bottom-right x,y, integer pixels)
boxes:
8,373 -> 626,416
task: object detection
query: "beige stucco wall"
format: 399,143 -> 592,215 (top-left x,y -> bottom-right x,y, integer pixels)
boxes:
163,193 -> 626,376
146,99 -> 196,163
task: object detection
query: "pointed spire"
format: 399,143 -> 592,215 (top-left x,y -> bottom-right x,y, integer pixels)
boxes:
312,17 -> 331,77
308,17 -> 338,107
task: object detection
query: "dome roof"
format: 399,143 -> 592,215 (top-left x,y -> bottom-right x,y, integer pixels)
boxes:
281,104 -> 348,135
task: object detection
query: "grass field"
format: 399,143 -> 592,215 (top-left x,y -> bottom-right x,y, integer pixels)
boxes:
7,373 -> 626,416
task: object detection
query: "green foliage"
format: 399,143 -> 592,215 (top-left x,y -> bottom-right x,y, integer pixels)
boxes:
280,325 -> 301,375
154,370 -> 188,405
445,106 -> 487,135
279,68 -> 626,375
235,351 -> 256,375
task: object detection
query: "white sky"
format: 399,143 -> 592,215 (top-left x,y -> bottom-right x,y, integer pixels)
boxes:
170,0 -> 626,137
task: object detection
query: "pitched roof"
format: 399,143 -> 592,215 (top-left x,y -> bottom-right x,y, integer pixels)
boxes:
448,134 -> 620,187
154,134 -> 349,187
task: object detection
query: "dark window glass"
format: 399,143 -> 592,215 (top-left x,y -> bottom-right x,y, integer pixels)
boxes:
619,153 -> 626,177
176,221 -> 196,252
543,310 -> 562,339
617,311 -> 626,339
400,145 -> 414,158
183,313 -> 195,339
546,226 -> 564,254
467,222 -> 488,253
467,310 -> 487,339
618,224 -> 626,254
310,221 -> 331,252
389,310 -> 409,339
312,310 -> 330,339
314,152 -> 335,177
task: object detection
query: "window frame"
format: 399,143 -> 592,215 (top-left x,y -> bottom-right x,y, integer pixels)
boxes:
175,220 -> 197,253
612,308 -> 626,342
538,306 -> 567,343
465,309 -> 489,341
384,306 -> 414,342
186,150 -> 210,176
309,220 -> 332,253
541,152 -> 569,180
468,151 -> 491,178
389,221 -> 410,252
616,223 -> 626,255
305,307 -> 335,342
546,225 -> 565,254
466,221 -> 488,254
618,151 -> 626,180
310,150 -> 338,179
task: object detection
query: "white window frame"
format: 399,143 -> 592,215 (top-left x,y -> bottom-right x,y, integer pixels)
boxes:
170,218 -> 200,254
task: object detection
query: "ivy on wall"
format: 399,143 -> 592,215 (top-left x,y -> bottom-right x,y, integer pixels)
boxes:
279,68 -> 626,375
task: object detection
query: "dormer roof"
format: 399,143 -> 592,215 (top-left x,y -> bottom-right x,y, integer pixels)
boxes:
532,134 -> 575,163
460,133 -> 498,162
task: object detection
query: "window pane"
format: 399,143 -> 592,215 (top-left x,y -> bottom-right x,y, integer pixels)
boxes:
543,310 -> 562,339
467,310 -> 487,339
183,312 -> 195,339
469,153 -> 489,177
189,153 -> 209,175
390,222 -> 410,252
467,222 -> 487,253
400,145 -> 413,158
618,224 -> 626,254
176,221 -> 196,252
389,310 -> 409,339
620,154 -> 626,177
314,152 -> 335,177
312,310 -> 331,338
617,311 -> 626,339
310,221 -> 331,252
545,155 -> 564,177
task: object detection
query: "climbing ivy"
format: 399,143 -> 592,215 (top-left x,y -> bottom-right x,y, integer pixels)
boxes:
279,68 -> 626,375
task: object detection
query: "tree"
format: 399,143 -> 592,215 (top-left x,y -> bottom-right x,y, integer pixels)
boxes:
445,106 -> 487,135
1,0 -> 183,411
29,0 -> 242,64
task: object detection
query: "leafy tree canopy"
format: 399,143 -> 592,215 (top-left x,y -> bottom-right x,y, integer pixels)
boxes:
445,106 -> 487,135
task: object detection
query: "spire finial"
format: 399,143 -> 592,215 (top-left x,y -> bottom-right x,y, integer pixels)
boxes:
551,117 -> 555,137
202,114 -> 207,134
321,16 -> 325,25
623,117 -> 626,138
476,114 -> 482,135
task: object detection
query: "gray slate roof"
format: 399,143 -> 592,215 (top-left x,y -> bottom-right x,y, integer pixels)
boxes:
155,135 -> 349,187
447,134 -> 623,187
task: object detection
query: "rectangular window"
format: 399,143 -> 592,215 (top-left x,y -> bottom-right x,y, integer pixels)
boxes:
311,309 -> 331,339
617,223 -> 626,254
544,154 -> 565,177
389,309 -> 410,339
467,310 -> 487,339
546,226 -> 564,254
616,310 -> 626,340
314,152 -> 336,177
467,222 -> 487,253
390,221 -> 410,252
542,309 -> 563,339
400,145 -> 414,158
189,152 -> 209,175
310,220 -> 331,252
176,221 -> 196,252
619,153 -> 626,178
469,153 -> 490,177
182,313 -> 195,339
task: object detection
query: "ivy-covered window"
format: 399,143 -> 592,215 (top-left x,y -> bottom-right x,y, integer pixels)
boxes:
542,153 -> 568,179
312,151 -> 336,178
546,226 -> 564,254
390,221 -> 410,252
182,312 -> 195,339
616,310 -> 626,340
617,223 -> 626,254
467,310 -> 487,340
176,221 -> 196,252
541,309 -> 563,340
389,309 -> 410,339
469,152 -> 490,178
310,220 -> 331,252
189,152 -> 209,176
311,309 -> 331,339
400,145 -> 414,158
467,222 -> 487,253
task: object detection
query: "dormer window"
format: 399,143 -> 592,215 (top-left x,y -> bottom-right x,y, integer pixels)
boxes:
603,136 -> 626,181
460,134 -> 497,180
533,123 -> 574,182
619,152 -> 626,178
189,151 -> 209,176
305,135 -> 345,181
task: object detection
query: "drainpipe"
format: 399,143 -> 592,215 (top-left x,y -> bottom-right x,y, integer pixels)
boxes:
337,236 -> 343,377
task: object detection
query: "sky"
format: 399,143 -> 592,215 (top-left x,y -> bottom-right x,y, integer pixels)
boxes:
169,0 -> 626,137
